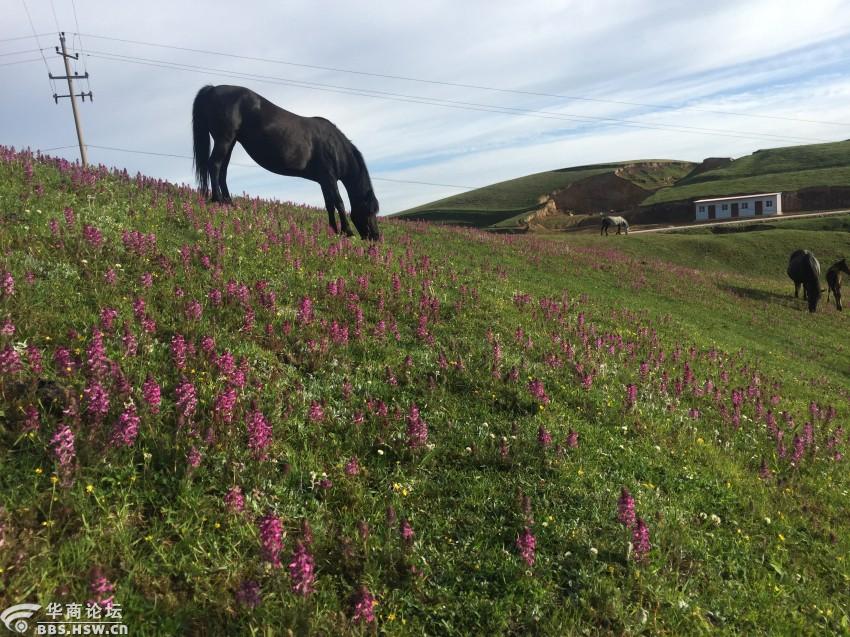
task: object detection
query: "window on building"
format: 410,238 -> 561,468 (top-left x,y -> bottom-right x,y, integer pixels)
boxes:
742,202 -> 749,209
766,200 -> 773,207
698,206 -> 705,212
722,204 -> 728,210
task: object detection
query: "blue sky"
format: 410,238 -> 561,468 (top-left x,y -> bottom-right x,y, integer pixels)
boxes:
3,0 -> 850,213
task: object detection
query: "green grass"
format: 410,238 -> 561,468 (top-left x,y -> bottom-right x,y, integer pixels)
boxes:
644,140 -> 850,205
2,149 -> 850,635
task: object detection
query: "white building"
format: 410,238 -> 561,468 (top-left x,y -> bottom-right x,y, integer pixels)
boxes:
694,193 -> 782,221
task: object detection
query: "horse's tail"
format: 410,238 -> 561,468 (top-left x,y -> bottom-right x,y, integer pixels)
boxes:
192,85 -> 214,197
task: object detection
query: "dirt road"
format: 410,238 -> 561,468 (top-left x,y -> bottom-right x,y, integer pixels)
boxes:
628,209 -> 850,234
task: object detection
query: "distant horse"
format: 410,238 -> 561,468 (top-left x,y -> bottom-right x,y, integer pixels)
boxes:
787,249 -> 821,313
192,84 -> 380,240
601,215 -> 629,236
826,258 -> 850,311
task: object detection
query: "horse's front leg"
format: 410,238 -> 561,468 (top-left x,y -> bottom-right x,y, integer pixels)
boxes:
836,284 -> 843,311
323,181 -> 354,237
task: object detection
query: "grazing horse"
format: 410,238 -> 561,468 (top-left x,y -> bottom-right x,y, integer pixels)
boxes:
601,215 -> 629,236
192,84 -> 380,240
787,249 -> 821,313
826,258 -> 850,311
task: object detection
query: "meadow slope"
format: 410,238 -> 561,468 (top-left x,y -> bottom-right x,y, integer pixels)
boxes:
1,148 -> 849,635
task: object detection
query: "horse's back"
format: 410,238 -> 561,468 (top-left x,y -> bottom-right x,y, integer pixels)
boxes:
787,249 -> 820,281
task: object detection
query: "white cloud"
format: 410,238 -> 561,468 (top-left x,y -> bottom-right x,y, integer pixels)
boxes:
2,0 -> 849,214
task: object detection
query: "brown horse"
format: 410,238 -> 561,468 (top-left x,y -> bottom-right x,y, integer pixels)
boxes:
826,258 -> 850,311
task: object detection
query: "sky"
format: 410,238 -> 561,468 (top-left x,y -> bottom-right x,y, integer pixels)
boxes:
3,0 -> 850,214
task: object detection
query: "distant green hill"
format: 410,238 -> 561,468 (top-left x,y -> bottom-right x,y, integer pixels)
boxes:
644,140 -> 850,205
394,161 -> 693,228
395,140 -> 850,229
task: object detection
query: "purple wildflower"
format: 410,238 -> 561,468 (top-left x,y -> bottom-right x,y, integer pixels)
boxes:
246,409 -> 272,460
0,346 -> 22,375
631,517 -> 651,561
308,401 -> 324,423
288,541 -> 316,596
83,381 -> 110,424
344,457 -> 360,476
406,403 -> 429,449
22,405 -> 40,433
1,271 -> 14,297
618,488 -> 636,528
87,569 -> 114,609
51,424 -> 76,468
141,375 -> 161,414
350,585 -> 377,624
516,526 -> 536,566
527,378 -> 550,405
400,519 -> 415,545
214,387 -> 238,424
258,513 -> 284,568
174,379 -> 197,424
187,446 -> 202,469
111,404 -> 140,447
224,486 -> 245,514
296,296 -> 314,325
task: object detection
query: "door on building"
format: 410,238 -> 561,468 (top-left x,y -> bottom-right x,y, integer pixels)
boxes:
731,203 -> 739,218
708,205 -> 716,219
755,200 -> 763,215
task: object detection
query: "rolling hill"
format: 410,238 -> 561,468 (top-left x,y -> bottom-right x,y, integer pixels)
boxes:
395,140 -> 850,230
2,147 -> 850,634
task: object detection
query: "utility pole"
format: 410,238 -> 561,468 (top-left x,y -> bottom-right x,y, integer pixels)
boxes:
50,32 -> 92,167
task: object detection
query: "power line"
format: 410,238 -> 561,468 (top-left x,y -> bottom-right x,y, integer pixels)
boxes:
0,33 -> 51,44
20,0 -> 56,93
0,57 -> 43,67
0,48 -> 45,57
81,48 -> 834,146
49,0 -> 61,32
76,32 -> 850,128
69,0 -> 90,90
79,144 -> 476,189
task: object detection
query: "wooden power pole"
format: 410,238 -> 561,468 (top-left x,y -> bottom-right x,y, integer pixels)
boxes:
50,32 -> 92,167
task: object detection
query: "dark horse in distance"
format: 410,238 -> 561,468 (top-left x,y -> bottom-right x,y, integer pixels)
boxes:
192,85 -> 380,240
826,258 -> 850,311
601,214 -> 629,235
787,249 -> 821,313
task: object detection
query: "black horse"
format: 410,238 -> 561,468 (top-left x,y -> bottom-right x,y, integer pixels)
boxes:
826,258 -> 850,311
192,85 -> 380,240
787,249 -> 821,313
601,215 -> 629,236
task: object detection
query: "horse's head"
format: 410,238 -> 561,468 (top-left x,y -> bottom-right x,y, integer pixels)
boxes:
807,283 -> 822,313
351,188 -> 380,241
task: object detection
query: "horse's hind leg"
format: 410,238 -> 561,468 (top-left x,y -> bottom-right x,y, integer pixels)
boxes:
209,136 -> 236,203
218,143 -> 236,204
836,284 -> 843,311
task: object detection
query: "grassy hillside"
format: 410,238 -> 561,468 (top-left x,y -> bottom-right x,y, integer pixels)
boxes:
396,164 -> 617,223
395,161 -> 693,228
644,140 -> 850,205
2,147 -> 850,635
